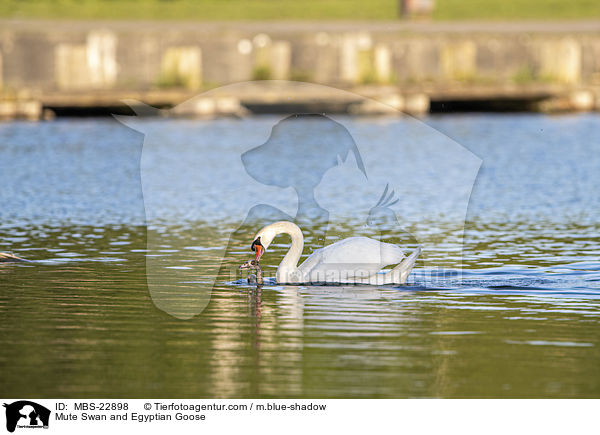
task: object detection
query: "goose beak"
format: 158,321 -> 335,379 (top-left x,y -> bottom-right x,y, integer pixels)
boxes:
251,238 -> 264,262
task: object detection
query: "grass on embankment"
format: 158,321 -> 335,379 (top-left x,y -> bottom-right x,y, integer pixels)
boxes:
1,0 -> 599,21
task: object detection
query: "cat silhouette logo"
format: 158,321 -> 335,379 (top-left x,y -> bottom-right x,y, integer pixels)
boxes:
3,401 -> 50,432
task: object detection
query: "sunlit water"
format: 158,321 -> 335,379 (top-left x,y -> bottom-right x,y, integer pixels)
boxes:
1,114 -> 599,398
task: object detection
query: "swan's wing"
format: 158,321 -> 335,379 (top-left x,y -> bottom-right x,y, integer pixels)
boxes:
306,262 -> 382,281
296,249 -> 324,275
321,237 -> 404,265
300,237 -> 405,281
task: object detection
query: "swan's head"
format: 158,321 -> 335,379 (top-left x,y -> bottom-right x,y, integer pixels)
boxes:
251,223 -> 281,261
251,221 -> 300,262
251,236 -> 268,262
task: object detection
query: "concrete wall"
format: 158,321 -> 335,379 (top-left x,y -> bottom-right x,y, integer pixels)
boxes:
1,20 -> 599,94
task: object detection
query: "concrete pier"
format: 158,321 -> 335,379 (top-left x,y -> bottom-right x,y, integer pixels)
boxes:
1,19 -> 600,118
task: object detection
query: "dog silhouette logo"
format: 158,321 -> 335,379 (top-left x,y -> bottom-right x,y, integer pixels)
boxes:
3,401 -> 50,432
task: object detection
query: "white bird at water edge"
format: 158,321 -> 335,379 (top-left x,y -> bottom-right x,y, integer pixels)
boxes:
0,252 -> 27,263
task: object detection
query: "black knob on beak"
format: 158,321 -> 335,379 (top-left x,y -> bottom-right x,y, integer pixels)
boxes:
251,237 -> 264,261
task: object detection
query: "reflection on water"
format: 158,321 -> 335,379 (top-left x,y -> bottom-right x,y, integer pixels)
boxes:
1,115 -> 599,398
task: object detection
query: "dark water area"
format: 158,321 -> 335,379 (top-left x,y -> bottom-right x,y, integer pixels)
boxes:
0,114 -> 599,398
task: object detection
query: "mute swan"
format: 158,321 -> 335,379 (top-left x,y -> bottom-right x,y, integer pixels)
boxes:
239,259 -> 264,285
251,221 -> 421,285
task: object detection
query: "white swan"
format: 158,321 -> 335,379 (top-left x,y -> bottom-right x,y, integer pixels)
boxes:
251,221 -> 421,285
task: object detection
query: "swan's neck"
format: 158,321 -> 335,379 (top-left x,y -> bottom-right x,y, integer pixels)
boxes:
275,222 -> 304,282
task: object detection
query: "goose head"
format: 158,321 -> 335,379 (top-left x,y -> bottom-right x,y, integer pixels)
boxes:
239,259 -> 260,270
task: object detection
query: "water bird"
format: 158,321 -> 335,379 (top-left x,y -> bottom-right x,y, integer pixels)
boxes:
239,259 -> 264,285
0,253 -> 27,263
251,221 -> 420,285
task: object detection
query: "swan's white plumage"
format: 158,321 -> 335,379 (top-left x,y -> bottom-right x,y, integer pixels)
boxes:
253,221 -> 420,285
304,237 -> 403,276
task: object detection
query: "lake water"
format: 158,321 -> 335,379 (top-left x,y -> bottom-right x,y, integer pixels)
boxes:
1,114 -> 599,398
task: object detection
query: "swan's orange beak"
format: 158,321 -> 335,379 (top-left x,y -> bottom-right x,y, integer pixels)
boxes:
251,238 -> 264,262
254,244 -> 264,261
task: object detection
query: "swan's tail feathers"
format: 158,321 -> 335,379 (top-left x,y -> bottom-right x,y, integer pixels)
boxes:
388,246 -> 421,284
